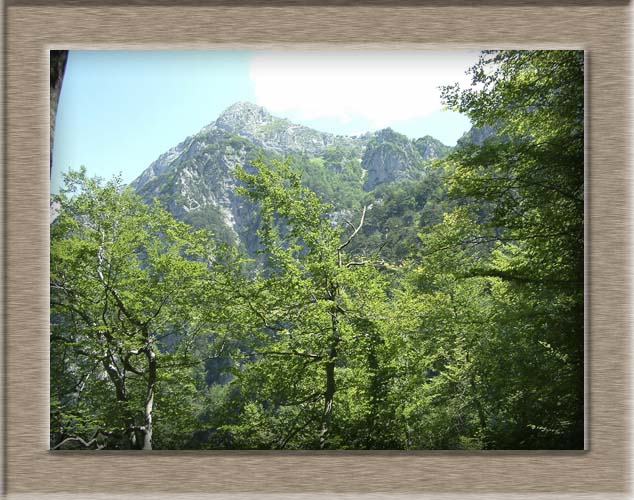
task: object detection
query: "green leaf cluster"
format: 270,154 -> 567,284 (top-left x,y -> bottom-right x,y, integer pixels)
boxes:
51,50 -> 583,450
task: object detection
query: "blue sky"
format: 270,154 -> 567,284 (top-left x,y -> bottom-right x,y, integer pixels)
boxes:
52,50 -> 479,193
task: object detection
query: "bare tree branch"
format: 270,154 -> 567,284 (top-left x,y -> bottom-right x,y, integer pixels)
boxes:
338,205 -> 367,253
338,205 -> 367,268
52,436 -> 103,450
254,350 -> 322,360
52,429 -> 114,450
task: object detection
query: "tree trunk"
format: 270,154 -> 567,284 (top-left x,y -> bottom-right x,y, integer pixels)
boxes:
365,328 -> 380,448
50,50 -> 68,175
143,348 -> 157,451
320,354 -> 336,449
320,296 -> 339,449
319,207 -> 365,448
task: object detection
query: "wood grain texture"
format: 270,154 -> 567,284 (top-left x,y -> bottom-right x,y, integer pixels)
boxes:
4,4 -> 631,497
5,0 -> 631,6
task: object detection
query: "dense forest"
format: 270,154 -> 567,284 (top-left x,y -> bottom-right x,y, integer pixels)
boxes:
50,50 -> 584,450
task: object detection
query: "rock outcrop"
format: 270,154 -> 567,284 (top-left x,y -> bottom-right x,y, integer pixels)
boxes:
362,128 -> 425,191
131,102 -> 454,254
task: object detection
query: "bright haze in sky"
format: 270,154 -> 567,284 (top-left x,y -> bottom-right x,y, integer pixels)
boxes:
250,51 -> 478,129
52,50 -> 480,193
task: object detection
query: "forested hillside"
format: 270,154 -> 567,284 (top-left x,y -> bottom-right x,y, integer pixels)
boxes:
50,50 -> 584,450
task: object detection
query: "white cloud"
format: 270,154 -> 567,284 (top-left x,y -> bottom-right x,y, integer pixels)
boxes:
249,51 -> 480,128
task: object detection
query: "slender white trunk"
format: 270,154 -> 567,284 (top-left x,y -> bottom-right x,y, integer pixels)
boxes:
143,349 -> 156,451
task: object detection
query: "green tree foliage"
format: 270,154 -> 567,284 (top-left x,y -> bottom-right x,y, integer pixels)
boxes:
50,50 -> 583,451
415,50 -> 584,448
50,168 -> 237,449
287,146 -> 365,209
350,167 -> 450,262
214,158 -> 400,449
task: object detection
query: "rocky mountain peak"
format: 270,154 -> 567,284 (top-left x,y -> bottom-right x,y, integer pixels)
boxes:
131,102 -> 457,253
414,135 -> 453,161
373,127 -> 408,144
362,128 -> 425,191
214,101 -> 274,134
199,101 -> 368,157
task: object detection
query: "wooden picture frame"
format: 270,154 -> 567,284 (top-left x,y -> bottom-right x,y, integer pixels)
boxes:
3,1 -> 630,498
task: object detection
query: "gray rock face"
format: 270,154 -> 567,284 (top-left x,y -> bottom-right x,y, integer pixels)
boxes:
214,101 -> 273,134
207,101 -> 367,156
131,136 -> 196,191
132,125 -> 261,247
130,102 -> 453,253
457,124 -> 497,147
414,135 -> 452,161
362,128 -> 425,191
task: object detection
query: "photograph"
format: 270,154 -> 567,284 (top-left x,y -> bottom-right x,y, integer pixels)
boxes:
49,49 -> 584,451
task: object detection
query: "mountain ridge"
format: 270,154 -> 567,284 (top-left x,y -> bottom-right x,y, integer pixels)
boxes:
131,101 -> 455,254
